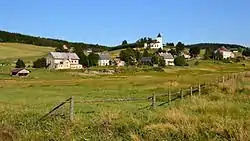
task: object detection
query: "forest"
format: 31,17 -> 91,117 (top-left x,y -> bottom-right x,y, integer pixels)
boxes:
0,30 -> 108,52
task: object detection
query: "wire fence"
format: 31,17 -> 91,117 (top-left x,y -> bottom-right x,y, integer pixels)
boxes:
37,71 -> 249,122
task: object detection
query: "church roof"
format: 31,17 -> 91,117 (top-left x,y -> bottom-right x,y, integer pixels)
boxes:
157,33 -> 162,38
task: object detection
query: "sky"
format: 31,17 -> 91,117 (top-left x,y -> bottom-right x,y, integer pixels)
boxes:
0,0 -> 250,47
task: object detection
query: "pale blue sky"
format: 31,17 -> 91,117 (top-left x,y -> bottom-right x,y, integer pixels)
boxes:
0,0 -> 249,46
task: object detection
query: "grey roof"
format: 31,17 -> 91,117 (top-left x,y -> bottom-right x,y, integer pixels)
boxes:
99,53 -> 110,60
141,57 -> 152,63
160,53 -> 174,59
49,52 -> 80,60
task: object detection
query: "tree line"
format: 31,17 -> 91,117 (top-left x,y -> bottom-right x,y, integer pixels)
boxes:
0,30 -> 108,52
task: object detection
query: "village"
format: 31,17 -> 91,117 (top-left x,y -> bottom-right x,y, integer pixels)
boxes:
10,33 -> 240,76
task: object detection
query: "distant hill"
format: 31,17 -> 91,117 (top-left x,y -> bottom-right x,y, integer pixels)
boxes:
185,43 -> 247,50
0,30 -> 109,52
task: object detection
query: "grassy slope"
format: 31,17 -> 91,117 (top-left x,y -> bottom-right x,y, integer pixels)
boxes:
0,59 -> 250,140
0,43 -> 54,61
0,43 -> 249,140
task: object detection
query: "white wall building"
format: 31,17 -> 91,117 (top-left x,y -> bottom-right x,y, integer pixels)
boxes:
144,33 -> 163,49
214,46 -> 235,59
46,52 -> 82,69
159,53 -> 175,66
98,53 -> 111,66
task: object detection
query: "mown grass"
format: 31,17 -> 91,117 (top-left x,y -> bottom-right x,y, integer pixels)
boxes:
0,43 -> 54,61
0,59 -> 250,140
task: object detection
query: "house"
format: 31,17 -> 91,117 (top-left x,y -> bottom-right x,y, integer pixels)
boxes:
112,57 -> 125,67
141,57 -> 152,65
181,52 -> 191,59
46,52 -> 82,69
159,53 -> 175,66
144,33 -> 163,49
214,46 -> 235,59
11,68 -> 30,76
98,53 -> 111,66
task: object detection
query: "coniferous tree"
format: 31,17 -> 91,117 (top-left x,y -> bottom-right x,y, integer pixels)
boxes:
15,59 -> 26,68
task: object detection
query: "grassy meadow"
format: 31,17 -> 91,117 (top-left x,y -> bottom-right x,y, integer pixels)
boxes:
0,43 -> 54,62
0,43 -> 250,140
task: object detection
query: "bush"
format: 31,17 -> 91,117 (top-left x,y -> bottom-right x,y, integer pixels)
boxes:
222,59 -> 232,64
194,61 -> 199,66
174,56 -> 186,66
15,59 -> 26,68
33,57 -> 46,68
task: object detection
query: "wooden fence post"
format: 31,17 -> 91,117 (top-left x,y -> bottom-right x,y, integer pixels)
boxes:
180,89 -> 183,100
168,89 -> 171,105
222,76 -> 225,84
198,84 -> 201,96
152,93 -> 156,110
70,96 -> 74,121
190,86 -> 193,97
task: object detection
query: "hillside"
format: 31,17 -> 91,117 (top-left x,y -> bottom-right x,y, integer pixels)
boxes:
108,42 -> 247,52
0,30 -> 108,52
0,43 -> 54,61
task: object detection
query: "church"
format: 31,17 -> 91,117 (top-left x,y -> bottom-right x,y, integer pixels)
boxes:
144,33 -> 163,49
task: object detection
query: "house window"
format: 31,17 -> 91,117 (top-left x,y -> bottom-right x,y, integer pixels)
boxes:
60,61 -> 63,64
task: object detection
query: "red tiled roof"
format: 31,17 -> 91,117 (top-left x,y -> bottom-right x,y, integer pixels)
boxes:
217,46 -> 229,52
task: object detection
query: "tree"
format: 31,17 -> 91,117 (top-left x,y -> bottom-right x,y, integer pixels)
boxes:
33,57 -> 46,68
119,48 -> 139,65
238,48 -> 243,53
55,46 -> 69,52
142,49 -> 150,57
166,43 -> 174,46
73,47 -> 89,66
15,59 -> 26,68
189,47 -> 200,58
159,57 -> 166,67
174,56 -> 186,66
151,55 -> 159,65
204,48 -> 213,60
88,53 -> 99,66
134,50 -> 142,61
156,48 -> 163,53
122,40 -> 128,45
242,49 -> 250,57
176,42 -> 185,54
168,48 -> 177,56
79,53 -> 89,66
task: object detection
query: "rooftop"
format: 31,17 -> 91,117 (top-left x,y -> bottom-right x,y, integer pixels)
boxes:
159,53 -> 174,59
99,53 -> 110,60
49,52 -> 80,60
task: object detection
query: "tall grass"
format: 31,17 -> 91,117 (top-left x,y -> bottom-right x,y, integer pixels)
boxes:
1,77 -> 250,140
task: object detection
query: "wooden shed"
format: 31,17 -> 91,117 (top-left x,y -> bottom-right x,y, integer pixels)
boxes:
11,68 -> 30,76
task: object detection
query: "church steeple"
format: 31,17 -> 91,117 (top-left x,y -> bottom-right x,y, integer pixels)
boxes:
157,33 -> 162,38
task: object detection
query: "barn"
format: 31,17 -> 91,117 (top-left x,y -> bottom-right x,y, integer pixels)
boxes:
11,68 -> 30,76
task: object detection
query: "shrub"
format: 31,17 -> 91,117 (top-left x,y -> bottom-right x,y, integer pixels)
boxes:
194,61 -> 199,66
174,56 -> 186,66
33,57 -> 46,68
15,59 -> 26,68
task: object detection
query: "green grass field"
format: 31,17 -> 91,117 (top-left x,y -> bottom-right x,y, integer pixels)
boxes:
0,43 -> 54,61
0,44 -> 250,140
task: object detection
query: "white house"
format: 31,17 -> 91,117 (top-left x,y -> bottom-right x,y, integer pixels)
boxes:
214,46 -> 235,59
46,52 -> 82,69
144,33 -> 163,49
159,53 -> 175,66
98,53 -> 111,66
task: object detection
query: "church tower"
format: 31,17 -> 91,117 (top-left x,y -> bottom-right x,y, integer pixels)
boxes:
156,33 -> 163,49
